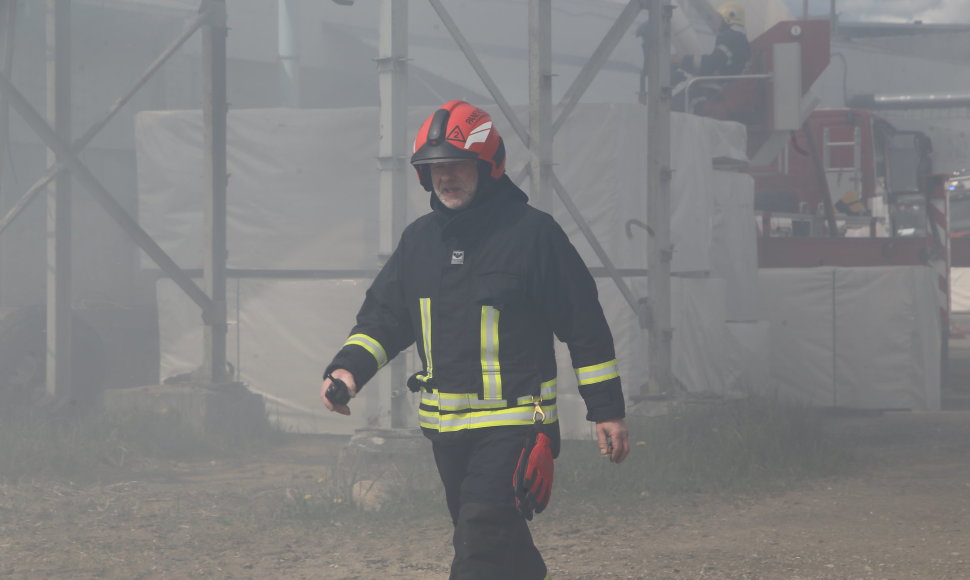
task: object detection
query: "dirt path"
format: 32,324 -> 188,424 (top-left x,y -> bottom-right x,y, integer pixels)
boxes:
1,411 -> 969,579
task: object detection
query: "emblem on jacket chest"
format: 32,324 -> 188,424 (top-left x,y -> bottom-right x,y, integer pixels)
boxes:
451,250 -> 465,265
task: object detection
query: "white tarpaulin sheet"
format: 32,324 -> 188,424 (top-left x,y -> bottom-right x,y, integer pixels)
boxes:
950,268 -> 970,313
757,266 -> 941,411
136,105 -> 759,434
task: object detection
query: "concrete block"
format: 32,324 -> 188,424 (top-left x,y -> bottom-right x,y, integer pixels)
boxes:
104,382 -> 268,437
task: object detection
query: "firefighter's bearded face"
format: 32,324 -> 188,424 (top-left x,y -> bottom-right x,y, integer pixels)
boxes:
430,158 -> 479,210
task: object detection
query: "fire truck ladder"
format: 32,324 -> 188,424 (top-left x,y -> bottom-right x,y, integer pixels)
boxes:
821,125 -> 863,209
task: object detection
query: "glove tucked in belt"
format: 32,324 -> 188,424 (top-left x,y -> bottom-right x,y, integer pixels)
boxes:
513,403 -> 554,520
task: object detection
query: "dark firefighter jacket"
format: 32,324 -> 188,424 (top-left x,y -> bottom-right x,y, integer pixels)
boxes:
325,174 -> 625,447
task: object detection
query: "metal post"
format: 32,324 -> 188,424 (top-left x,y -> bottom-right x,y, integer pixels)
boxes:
202,0 -> 229,383
0,0 -> 16,304
377,0 -> 408,428
528,0 -> 552,212
46,0 -> 71,400
645,0 -> 673,398
278,0 -> 301,108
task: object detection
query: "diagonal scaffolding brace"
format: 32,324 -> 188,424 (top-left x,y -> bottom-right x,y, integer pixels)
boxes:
0,6 -> 212,238
0,69 -> 214,315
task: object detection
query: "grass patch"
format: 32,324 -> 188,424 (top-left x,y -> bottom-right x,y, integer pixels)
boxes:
0,394 -> 853,528
272,437 -> 447,528
555,395 -> 854,505
277,396 -> 853,527
0,407 -> 286,484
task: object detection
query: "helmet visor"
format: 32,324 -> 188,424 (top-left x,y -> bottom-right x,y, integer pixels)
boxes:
410,141 -> 480,166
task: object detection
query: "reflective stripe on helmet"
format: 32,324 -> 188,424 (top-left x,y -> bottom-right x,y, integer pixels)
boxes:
465,121 -> 492,149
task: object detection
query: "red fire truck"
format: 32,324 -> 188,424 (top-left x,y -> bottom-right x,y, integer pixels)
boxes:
689,17 -> 949,271
750,108 -> 947,269
688,16 -> 954,377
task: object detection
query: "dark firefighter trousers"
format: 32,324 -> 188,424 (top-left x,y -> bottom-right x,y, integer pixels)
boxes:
432,425 -> 548,580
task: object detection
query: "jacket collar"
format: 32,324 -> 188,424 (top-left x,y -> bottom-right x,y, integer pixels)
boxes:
433,175 -> 528,241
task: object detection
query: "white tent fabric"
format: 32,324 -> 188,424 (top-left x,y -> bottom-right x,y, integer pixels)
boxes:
712,170 -> 759,321
757,266 -> 941,411
155,277 -> 410,435
950,268 -> 970,313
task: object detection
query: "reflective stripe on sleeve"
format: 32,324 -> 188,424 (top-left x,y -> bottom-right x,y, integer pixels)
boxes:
343,334 -> 388,369
575,359 -> 619,386
480,305 -> 502,400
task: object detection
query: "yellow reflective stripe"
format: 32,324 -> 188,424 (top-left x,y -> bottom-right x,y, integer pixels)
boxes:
418,414 -> 439,430
419,298 -> 433,381
423,380 -> 557,411
515,378 -> 557,406
419,384 -> 559,432
438,392 -> 508,411
436,406 -> 558,431
418,401 -> 559,432
575,359 -> 619,386
344,333 -> 388,368
480,306 -> 502,400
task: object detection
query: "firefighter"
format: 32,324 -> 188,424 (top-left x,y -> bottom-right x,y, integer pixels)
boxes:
674,2 -> 751,80
637,2 -> 751,109
320,100 -> 630,579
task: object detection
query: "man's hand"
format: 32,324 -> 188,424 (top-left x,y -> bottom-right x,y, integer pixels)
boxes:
596,418 -> 630,463
321,369 -> 358,416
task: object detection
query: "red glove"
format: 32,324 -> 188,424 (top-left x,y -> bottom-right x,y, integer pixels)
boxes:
513,431 -> 555,520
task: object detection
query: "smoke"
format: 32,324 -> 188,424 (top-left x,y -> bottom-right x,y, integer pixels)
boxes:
844,0 -> 970,23
785,0 -> 970,23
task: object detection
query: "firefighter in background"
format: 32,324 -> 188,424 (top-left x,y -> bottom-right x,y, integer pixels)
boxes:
637,2 -> 751,109
320,100 -> 630,579
672,2 -> 751,81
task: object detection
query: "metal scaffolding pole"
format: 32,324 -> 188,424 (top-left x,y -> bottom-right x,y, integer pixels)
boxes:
201,0 -> 229,384
0,0 -> 15,304
46,0 -> 71,400
645,0 -> 673,398
278,0 -> 301,108
377,0 -> 409,428
528,0 -> 552,212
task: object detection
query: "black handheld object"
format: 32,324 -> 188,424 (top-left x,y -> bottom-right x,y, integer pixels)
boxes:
325,374 -> 351,406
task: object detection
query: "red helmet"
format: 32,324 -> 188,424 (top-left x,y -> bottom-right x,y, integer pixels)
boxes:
410,100 -> 506,191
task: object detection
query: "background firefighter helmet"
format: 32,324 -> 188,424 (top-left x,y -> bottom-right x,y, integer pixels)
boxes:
410,100 -> 506,192
717,2 -> 745,28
